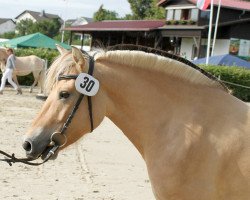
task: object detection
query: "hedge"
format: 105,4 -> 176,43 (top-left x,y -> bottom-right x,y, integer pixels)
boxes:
201,65 -> 250,102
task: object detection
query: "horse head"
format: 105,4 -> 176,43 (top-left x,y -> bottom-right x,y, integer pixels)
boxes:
22,46 -> 107,160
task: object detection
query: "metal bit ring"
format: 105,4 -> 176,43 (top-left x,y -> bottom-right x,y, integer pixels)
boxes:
50,132 -> 67,147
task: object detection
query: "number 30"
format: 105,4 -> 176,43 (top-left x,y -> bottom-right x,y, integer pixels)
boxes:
80,77 -> 95,92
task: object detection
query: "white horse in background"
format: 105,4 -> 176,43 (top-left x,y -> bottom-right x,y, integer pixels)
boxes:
0,48 -> 46,93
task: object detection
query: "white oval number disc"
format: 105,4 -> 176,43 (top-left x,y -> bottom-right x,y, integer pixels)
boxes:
75,73 -> 99,96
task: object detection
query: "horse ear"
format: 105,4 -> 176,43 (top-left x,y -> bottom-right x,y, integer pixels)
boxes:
56,44 -> 69,55
72,46 -> 86,71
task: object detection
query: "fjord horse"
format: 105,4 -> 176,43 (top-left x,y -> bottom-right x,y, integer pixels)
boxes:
0,48 -> 46,93
23,45 -> 250,200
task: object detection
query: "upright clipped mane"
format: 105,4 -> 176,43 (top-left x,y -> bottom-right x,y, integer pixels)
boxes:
95,44 -> 228,92
46,45 -> 229,94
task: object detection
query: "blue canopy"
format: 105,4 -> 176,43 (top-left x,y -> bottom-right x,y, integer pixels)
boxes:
193,54 -> 250,69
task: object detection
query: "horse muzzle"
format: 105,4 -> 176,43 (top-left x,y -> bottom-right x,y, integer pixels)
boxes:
22,129 -> 66,160
22,137 -> 48,158
22,138 -> 60,160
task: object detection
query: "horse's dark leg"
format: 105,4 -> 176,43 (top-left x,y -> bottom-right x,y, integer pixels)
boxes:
30,78 -> 38,93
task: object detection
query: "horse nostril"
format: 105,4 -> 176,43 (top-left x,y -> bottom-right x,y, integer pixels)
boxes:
22,141 -> 32,152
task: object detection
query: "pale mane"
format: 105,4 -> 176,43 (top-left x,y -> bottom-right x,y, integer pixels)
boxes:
44,53 -> 76,94
45,51 -> 94,94
45,49 -> 228,94
95,50 -> 227,91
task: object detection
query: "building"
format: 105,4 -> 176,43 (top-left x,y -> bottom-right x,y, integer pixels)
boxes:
66,17 -> 93,26
0,18 -> 16,34
15,10 -> 63,24
157,0 -> 250,60
65,0 -> 250,60
65,17 -> 93,45
65,20 -> 166,50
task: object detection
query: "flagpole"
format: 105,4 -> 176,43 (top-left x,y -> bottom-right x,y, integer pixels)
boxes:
206,0 -> 214,65
211,0 -> 222,56
61,0 -> 69,43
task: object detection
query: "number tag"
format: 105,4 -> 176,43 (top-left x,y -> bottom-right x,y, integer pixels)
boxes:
75,73 -> 99,96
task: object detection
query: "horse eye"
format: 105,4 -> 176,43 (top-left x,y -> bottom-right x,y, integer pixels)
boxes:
59,91 -> 70,99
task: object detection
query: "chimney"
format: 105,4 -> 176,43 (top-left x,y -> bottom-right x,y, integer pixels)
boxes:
39,10 -> 46,17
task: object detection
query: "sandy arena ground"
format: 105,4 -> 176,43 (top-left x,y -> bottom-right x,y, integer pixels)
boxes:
0,87 -> 154,200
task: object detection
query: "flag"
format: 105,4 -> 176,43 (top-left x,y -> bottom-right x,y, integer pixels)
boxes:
197,0 -> 211,10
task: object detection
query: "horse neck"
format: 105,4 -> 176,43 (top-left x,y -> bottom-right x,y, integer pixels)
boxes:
96,60 -> 250,156
95,60 -> 206,155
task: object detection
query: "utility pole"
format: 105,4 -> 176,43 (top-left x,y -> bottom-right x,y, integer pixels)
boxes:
211,0 -> 222,56
206,0 -> 214,65
61,0 -> 69,43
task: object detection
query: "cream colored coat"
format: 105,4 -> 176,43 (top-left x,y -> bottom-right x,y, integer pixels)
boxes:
25,46 -> 250,200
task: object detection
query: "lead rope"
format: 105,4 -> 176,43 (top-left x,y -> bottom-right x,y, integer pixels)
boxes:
0,55 -> 95,166
0,146 -> 58,166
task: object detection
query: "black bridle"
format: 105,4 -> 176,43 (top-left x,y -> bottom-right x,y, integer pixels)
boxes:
0,53 -> 95,166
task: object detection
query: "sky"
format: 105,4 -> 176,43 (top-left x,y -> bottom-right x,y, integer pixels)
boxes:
0,0 -> 132,20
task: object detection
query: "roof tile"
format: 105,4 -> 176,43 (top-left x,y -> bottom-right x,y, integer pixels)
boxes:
65,20 -> 165,31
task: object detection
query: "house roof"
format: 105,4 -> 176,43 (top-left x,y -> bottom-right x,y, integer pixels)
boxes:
65,20 -> 165,32
66,17 -> 93,26
15,10 -> 62,22
158,0 -> 250,11
0,18 -> 14,25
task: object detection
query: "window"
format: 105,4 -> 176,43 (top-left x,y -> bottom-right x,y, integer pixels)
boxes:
166,9 -> 198,21
190,9 -> 198,21
200,10 -> 210,25
182,9 -> 191,20
174,10 -> 182,20
200,11 -> 210,20
166,10 -> 174,20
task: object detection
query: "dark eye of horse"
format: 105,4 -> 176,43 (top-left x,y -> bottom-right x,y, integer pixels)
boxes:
59,91 -> 70,99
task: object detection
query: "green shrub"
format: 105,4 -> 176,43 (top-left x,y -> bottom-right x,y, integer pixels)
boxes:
201,65 -> 250,102
17,73 -> 34,86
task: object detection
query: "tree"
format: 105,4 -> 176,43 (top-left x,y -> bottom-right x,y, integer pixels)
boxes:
35,18 -> 61,38
127,0 -> 165,20
16,18 -> 61,38
123,14 -> 134,20
16,19 -> 35,35
145,0 -> 165,19
93,5 -> 119,21
127,0 -> 152,19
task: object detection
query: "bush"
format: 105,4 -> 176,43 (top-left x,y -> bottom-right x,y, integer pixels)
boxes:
16,73 -> 34,86
201,65 -> 250,102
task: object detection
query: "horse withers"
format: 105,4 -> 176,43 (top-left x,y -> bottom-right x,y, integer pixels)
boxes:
0,48 -> 46,93
22,45 -> 250,200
